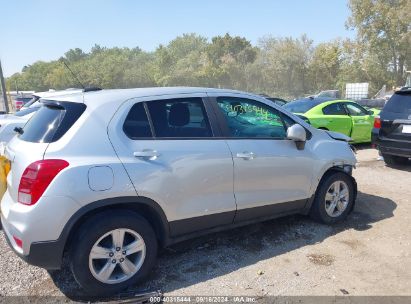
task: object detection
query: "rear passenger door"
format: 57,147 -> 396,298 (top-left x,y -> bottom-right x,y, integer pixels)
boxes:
108,94 -> 236,237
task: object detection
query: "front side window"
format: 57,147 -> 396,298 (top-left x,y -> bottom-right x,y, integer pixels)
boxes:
216,97 -> 287,138
146,98 -> 212,138
322,103 -> 346,115
345,103 -> 368,116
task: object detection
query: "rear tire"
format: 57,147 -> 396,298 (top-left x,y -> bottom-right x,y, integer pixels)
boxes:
382,154 -> 409,166
69,210 -> 158,296
310,172 -> 355,224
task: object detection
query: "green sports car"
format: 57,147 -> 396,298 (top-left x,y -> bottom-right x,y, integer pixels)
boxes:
283,97 -> 380,143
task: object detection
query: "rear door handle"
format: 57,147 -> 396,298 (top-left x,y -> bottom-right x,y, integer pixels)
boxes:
236,152 -> 255,160
133,150 -> 160,160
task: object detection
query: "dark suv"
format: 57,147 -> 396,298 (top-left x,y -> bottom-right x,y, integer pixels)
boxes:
372,88 -> 411,166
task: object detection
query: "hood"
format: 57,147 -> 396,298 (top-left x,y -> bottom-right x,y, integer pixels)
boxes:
325,130 -> 352,142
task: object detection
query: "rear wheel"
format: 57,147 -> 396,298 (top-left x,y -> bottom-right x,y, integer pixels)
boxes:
69,211 -> 158,296
382,153 -> 409,166
310,172 -> 355,224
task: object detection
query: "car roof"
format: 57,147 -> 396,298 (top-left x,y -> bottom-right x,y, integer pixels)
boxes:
45,87 -> 254,106
290,97 -> 336,105
34,88 -> 83,98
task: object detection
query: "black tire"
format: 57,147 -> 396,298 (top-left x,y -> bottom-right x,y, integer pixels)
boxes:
382,153 -> 409,166
310,172 -> 355,224
69,210 -> 158,296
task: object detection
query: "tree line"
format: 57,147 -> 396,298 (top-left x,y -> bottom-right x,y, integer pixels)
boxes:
7,0 -> 410,100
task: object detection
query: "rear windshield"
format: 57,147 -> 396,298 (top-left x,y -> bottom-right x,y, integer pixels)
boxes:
19,101 -> 86,143
283,101 -> 318,113
383,93 -> 411,113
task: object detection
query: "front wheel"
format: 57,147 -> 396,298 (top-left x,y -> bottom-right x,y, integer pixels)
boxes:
310,172 -> 355,224
69,211 -> 158,296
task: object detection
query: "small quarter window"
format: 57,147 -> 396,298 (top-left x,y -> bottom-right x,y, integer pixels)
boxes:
123,102 -> 152,139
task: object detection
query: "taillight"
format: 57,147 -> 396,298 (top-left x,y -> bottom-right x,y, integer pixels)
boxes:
15,101 -> 23,110
13,236 -> 23,249
18,159 -> 69,205
374,116 -> 381,129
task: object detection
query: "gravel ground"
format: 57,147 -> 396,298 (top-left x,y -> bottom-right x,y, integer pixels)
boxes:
0,147 -> 410,301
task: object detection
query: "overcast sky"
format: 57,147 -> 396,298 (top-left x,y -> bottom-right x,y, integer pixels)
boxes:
0,0 -> 354,76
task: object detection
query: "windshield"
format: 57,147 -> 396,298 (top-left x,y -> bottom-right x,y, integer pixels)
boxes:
283,100 -> 318,113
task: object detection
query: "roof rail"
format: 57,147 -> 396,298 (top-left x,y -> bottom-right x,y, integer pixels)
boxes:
83,87 -> 102,92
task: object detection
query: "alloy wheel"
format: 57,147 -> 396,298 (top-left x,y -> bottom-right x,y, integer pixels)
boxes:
88,228 -> 146,284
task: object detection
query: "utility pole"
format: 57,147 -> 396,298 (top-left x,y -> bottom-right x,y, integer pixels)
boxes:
0,60 -> 10,113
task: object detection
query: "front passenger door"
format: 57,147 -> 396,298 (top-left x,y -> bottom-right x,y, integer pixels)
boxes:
211,95 -> 315,222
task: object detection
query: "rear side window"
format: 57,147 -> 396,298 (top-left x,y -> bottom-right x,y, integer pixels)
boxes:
19,101 -> 86,143
146,98 -> 212,138
383,93 -> 411,113
322,103 -> 346,115
123,103 -> 152,139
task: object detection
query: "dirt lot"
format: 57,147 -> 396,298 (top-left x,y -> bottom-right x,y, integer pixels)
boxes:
0,147 -> 410,300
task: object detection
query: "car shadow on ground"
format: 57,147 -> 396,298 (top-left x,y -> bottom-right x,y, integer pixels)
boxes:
386,161 -> 411,172
49,191 -> 396,302
353,143 -> 373,151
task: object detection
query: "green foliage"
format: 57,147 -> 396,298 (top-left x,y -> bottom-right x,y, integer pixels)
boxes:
347,0 -> 411,87
7,2 -> 411,99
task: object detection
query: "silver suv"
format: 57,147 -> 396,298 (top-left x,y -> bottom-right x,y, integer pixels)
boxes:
1,87 -> 357,295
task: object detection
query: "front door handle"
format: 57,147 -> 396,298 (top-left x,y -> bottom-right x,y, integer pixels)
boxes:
133,150 -> 160,160
236,152 -> 255,160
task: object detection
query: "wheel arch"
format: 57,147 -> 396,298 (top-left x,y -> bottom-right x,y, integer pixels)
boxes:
62,196 -> 170,256
302,166 -> 357,215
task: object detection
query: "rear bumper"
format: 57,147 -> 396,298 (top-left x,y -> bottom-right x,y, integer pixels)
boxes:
372,129 -> 411,157
1,214 -> 65,269
1,189 -> 81,270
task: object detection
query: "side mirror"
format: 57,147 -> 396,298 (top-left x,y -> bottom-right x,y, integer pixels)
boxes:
287,124 -> 306,150
368,110 -> 374,115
